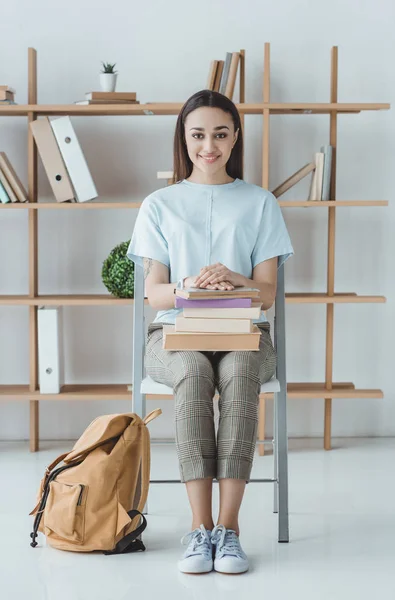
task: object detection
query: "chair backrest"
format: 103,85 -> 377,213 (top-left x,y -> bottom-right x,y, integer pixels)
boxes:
131,261 -> 287,419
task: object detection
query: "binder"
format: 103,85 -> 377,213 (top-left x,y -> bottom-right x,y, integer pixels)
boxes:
50,116 -> 98,203
0,152 -> 28,202
38,306 -> 64,394
30,118 -> 75,203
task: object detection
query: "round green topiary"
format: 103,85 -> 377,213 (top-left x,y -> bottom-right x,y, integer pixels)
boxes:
102,240 -> 134,298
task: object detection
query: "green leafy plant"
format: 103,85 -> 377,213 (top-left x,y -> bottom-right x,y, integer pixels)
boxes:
101,62 -> 117,74
102,240 -> 134,298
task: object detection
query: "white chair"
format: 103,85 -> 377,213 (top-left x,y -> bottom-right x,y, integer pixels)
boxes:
132,262 -> 289,543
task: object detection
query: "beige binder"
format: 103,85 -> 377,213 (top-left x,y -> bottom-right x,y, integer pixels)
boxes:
0,152 -> 28,202
30,118 -> 75,202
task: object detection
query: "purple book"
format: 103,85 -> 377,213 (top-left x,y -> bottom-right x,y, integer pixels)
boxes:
175,297 -> 252,309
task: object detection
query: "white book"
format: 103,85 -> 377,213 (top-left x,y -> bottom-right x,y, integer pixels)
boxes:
175,316 -> 253,333
157,171 -> 173,179
320,145 -> 332,201
38,306 -> 64,394
49,117 -> 98,203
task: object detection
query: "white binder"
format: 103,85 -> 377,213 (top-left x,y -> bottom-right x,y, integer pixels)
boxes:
38,306 -> 64,394
49,117 -> 98,203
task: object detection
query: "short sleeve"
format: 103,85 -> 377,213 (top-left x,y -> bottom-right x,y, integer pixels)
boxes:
251,192 -> 294,269
126,198 -> 170,268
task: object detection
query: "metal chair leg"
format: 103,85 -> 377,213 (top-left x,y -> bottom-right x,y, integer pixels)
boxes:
273,393 -> 279,514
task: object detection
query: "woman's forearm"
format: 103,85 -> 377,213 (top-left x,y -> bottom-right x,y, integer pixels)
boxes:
234,273 -> 276,311
147,282 -> 178,311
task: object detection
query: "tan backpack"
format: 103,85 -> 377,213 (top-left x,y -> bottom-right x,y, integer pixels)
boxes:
29,409 -> 161,554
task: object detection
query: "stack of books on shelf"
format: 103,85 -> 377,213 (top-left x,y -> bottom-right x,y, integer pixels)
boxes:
206,52 -> 240,100
30,116 -> 97,203
163,286 -> 262,351
271,145 -> 333,202
74,91 -> 140,105
0,86 -> 17,105
0,152 -> 28,203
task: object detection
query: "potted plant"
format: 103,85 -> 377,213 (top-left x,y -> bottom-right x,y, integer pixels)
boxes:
102,240 -> 134,298
100,62 -> 118,92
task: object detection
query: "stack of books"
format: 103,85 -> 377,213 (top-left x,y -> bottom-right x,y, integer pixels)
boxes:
163,287 -> 262,351
75,91 -> 140,105
0,86 -> 17,105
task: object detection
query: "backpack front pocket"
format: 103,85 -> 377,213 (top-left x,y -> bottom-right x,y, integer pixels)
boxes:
44,481 -> 86,543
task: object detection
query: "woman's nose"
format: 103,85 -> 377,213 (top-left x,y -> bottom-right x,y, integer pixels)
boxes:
203,137 -> 216,152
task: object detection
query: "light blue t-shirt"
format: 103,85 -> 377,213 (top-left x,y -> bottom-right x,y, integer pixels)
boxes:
127,178 -> 294,324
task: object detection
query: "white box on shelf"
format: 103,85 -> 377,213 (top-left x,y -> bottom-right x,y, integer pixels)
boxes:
38,306 -> 64,394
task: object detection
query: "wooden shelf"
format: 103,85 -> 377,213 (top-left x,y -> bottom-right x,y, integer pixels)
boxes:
0,293 -> 385,306
0,102 -> 389,117
0,384 -> 132,401
278,200 -> 388,208
0,382 -> 383,401
0,199 -> 388,210
0,295 -> 149,306
285,293 -> 386,304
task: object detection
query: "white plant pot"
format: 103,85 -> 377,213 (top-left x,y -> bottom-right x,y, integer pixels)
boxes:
100,73 -> 117,92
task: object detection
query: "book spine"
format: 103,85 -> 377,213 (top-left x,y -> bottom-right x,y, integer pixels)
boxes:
175,297 -> 252,308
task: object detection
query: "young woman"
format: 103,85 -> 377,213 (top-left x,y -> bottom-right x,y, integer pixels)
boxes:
127,89 -> 294,575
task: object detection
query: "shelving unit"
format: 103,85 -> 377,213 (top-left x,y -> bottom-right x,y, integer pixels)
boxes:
0,45 -> 389,452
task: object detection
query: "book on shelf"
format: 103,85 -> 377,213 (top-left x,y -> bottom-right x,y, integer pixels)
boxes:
0,86 -> 16,103
308,151 -> 324,201
271,162 -> 315,198
30,116 -> 97,203
163,324 -> 261,351
86,91 -> 137,101
206,52 -> 240,100
175,286 -> 260,300
0,152 -> 28,202
30,117 -> 75,202
0,167 -> 18,203
38,306 -> 64,394
50,117 -> 98,203
320,145 -> 332,201
175,316 -> 253,333
75,100 -> 140,105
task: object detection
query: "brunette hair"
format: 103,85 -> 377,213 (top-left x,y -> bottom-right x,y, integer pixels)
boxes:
172,89 -> 243,184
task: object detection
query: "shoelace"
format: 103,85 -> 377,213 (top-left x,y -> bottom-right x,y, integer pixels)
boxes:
211,525 -> 242,557
181,525 -> 211,557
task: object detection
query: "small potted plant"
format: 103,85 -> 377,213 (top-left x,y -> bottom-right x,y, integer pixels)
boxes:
100,62 -> 118,92
102,240 -> 134,298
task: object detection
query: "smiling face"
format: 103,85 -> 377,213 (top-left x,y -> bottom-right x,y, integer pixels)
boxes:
184,106 -> 239,184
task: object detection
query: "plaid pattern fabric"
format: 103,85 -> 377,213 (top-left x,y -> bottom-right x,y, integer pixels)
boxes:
145,322 -> 277,483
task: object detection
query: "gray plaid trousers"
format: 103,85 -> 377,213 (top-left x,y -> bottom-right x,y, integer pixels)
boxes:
145,322 -> 277,483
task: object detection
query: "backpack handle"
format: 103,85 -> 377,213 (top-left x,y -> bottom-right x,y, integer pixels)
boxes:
143,408 -> 162,425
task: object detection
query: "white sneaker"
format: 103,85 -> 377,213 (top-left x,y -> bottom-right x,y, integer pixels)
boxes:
212,525 -> 249,574
178,525 -> 213,574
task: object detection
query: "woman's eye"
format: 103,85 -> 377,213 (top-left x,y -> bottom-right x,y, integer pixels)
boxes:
191,133 -> 227,140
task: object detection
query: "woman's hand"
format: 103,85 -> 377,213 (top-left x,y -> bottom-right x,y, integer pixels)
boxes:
184,274 -> 235,291
194,263 -> 242,288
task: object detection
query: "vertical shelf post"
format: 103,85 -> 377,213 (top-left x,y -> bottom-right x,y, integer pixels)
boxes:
27,47 -> 39,451
259,42 -> 271,456
324,46 -> 338,450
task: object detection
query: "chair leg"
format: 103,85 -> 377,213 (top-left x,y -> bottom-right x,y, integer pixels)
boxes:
273,393 -> 279,514
258,396 -> 266,456
277,384 -> 289,542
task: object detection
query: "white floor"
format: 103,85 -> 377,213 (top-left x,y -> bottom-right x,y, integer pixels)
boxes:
1,437 -> 394,600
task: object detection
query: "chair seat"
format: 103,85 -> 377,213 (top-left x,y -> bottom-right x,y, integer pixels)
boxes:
141,375 -> 280,395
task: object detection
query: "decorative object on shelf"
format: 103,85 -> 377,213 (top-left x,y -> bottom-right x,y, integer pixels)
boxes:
102,240 -> 134,298
100,62 -> 117,92
0,85 -> 17,105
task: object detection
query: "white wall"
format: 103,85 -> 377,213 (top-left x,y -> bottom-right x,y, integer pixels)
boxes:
0,0 -> 394,441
